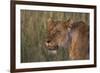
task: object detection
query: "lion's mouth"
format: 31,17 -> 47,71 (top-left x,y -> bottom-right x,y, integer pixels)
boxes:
48,48 -> 58,51
47,45 -> 58,50
47,46 -> 58,54
45,42 -> 58,54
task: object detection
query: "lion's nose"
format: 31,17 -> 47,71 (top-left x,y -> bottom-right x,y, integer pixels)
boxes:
47,40 -> 50,43
45,40 -> 51,47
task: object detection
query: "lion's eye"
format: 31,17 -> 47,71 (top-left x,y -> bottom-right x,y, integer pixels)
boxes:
56,30 -> 61,33
58,30 -> 61,33
51,30 -> 59,36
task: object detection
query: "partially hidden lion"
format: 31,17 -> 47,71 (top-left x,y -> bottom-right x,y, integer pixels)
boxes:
45,18 -> 89,60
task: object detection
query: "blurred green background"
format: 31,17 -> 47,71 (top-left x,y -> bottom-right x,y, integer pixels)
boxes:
21,10 -> 89,63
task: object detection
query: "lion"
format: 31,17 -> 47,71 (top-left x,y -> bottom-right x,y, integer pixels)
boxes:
45,18 -> 89,60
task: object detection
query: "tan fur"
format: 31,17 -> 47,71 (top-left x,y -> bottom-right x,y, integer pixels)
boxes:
45,18 -> 89,60
69,22 -> 89,60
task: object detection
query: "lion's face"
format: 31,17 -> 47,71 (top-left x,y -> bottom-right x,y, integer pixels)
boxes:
45,18 -> 72,54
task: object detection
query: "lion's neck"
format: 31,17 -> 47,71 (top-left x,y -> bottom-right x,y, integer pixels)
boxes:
60,30 -> 72,49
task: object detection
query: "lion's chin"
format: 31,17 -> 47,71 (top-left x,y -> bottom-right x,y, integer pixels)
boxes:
48,49 -> 57,54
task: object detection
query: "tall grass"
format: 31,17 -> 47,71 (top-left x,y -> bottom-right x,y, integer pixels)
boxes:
21,10 -> 89,63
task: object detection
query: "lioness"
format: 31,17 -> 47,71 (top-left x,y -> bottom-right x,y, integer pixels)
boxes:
45,18 -> 89,60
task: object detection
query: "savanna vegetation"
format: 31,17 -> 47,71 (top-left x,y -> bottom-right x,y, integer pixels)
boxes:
21,10 -> 89,63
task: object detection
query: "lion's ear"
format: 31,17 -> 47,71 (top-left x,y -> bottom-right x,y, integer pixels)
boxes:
64,19 -> 73,31
66,19 -> 73,28
47,17 -> 53,24
64,19 -> 73,30
47,17 -> 54,31
47,17 -> 54,27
